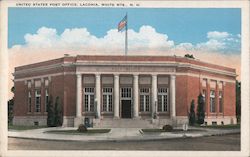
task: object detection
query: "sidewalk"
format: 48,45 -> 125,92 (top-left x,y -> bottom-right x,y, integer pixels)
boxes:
8,127 -> 240,142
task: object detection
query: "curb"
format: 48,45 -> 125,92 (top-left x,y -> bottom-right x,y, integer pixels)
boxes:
8,131 -> 240,142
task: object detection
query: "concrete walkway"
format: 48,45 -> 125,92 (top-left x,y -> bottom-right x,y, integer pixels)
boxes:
8,127 -> 240,142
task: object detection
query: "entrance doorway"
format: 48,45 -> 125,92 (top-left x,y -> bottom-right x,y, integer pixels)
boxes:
120,87 -> 132,118
121,100 -> 132,118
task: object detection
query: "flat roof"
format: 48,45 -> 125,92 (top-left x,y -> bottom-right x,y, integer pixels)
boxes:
15,55 -> 236,73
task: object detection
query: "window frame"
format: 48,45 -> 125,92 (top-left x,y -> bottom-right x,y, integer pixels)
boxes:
139,87 -> 150,112
84,87 -> 95,112
35,89 -> 41,113
210,90 -> 216,113
102,87 -> 113,112
157,87 -> 168,112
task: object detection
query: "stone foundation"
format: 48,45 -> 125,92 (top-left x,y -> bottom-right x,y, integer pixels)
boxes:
13,116 -> 47,126
205,116 -> 237,125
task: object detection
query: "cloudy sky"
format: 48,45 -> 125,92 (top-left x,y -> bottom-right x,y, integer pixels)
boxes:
8,8 -> 241,96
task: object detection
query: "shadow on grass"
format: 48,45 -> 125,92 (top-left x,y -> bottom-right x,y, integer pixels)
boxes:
45,129 -> 111,135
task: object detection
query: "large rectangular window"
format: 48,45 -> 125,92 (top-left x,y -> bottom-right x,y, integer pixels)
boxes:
84,87 -> 95,112
140,88 -> 150,112
210,90 -> 215,113
45,89 -> 49,112
35,90 -> 41,112
28,91 -> 32,112
102,87 -> 113,112
219,91 -> 223,113
157,87 -> 168,112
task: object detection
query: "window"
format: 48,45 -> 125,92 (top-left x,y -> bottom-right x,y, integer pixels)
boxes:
28,91 -> 32,112
202,89 -> 206,112
140,88 -> 150,112
27,81 -> 31,88
84,87 -> 95,112
35,90 -> 41,112
219,91 -> 223,113
210,90 -> 215,113
157,88 -> 168,112
102,87 -> 113,112
121,88 -> 132,98
45,89 -> 49,112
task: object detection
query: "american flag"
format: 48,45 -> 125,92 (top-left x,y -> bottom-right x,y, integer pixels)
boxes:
118,15 -> 127,32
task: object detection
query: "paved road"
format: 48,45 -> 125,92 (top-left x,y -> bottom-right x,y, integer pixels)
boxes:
8,133 -> 240,151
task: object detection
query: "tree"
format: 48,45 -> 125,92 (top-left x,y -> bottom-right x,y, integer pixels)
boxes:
189,100 -> 196,126
47,95 -> 55,127
197,93 -> 205,124
8,87 -> 15,125
54,96 -> 63,127
236,80 -> 241,123
8,99 -> 14,125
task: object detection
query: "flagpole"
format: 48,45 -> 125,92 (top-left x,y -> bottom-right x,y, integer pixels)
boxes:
125,13 -> 128,56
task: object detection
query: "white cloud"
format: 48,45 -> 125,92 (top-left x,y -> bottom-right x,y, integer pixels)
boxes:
8,27 -> 241,98
16,25 -> 174,53
10,26 -> 240,54
207,31 -> 230,39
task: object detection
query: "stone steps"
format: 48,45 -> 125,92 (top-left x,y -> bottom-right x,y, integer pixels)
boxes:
94,118 -> 155,128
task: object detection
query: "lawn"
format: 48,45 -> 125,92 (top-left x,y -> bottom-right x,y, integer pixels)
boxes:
199,124 -> 240,129
8,125 -> 48,131
45,129 -> 111,135
141,128 -> 203,133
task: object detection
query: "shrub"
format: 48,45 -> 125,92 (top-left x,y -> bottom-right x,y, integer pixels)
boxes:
189,100 -> 196,126
197,93 -> 205,124
162,125 -> 173,132
77,124 -> 87,132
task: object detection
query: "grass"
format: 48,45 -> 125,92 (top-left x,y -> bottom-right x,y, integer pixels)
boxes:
8,125 -> 48,131
199,124 -> 240,129
141,128 -> 202,133
45,129 -> 111,135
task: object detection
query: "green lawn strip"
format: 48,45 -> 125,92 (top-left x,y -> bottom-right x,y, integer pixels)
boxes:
199,124 -> 240,129
141,128 -> 202,133
8,125 -> 48,131
45,129 -> 111,135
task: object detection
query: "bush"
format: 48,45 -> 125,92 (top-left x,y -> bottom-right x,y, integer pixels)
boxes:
77,124 -> 87,132
197,94 -> 205,124
189,100 -> 196,126
162,125 -> 173,132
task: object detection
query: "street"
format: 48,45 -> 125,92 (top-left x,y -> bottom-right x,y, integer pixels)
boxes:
8,133 -> 240,151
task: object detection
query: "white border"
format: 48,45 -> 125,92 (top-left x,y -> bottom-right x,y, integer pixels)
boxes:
0,0 -> 249,157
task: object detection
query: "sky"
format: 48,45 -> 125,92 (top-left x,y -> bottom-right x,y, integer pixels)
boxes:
8,8 -> 241,97
8,8 -> 241,51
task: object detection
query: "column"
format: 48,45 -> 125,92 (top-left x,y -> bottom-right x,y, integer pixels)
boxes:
151,74 -> 157,118
133,74 -> 139,118
76,74 -> 82,117
206,79 -> 211,117
170,75 -> 176,118
216,81 -> 220,116
114,74 -> 120,118
95,74 -> 101,118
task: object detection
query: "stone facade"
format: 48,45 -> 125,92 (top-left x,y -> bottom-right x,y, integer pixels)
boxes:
13,55 -> 237,127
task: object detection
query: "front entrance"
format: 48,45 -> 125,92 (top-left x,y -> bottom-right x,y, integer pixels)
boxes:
120,87 -> 132,118
121,100 -> 132,118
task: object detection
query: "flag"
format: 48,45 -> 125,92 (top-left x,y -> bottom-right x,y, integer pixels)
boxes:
118,15 -> 127,32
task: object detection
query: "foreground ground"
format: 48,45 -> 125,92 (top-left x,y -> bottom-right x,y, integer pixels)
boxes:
8,133 -> 240,151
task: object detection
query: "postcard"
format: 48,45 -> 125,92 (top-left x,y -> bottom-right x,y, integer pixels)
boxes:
0,0 -> 249,157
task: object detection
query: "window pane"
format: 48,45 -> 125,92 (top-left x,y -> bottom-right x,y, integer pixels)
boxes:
140,95 -> 144,111
90,95 -> 94,112
145,95 -> 150,111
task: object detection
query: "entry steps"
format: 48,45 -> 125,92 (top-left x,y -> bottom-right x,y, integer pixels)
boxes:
94,118 -> 172,128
